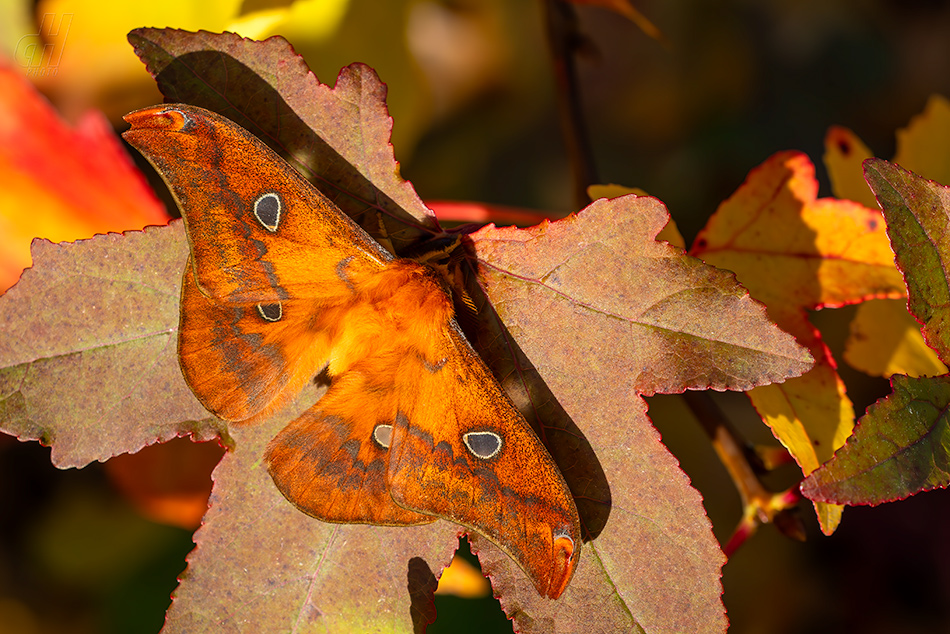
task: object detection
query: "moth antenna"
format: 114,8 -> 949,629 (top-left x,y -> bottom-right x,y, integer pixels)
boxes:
459,287 -> 478,317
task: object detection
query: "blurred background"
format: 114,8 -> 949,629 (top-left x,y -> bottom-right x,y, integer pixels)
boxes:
2,0 -> 950,632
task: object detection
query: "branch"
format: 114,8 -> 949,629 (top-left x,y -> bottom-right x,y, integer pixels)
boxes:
542,0 -> 598,209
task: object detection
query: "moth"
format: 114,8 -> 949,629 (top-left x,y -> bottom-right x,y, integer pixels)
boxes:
123,104 -> 581,598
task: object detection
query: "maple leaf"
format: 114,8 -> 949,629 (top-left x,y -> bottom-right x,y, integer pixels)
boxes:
0,224 -> 220,466
0,60 -> 226,531
803,160 -> 950,505
690,150 -> 906,534
127,27 -> 436,256
0,29 -> 813,633
0,60 -> 167,292
824,96 -> 950,379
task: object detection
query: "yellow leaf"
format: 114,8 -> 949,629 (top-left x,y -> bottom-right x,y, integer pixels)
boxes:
845,299 -> 948,378
894,94 -> 950,185
824,94 -> 950,202
823,96 -> 950,383
695,152 -> 901,308
30,0 -> 348,120
252,0 -> 350,42
435,553 -> 491,598
823,126 -> 877,209
692,151 -> 905,533
35,0 -> 241,116
587,183 -> 649,199
747,326 -> 852,536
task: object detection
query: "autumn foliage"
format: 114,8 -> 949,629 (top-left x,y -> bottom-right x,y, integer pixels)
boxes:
3,5 -> 950,634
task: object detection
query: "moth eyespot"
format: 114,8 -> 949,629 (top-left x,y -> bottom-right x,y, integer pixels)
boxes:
462,431 -> 502,460
254,192 -> 282,232
256,302 -> 282,322
373,424 -> 393,449
553,531 -> 575,554
175,109 -> 196,132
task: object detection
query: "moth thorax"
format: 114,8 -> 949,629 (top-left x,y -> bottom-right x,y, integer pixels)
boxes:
373,260 -> 454,331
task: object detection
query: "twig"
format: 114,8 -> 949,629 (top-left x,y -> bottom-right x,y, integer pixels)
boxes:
681,391 -> 804,556
542,0 -> 598,209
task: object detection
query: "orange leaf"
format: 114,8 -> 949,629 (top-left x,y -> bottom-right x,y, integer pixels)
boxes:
691,151 -> 905,533
0,62 -> 168,292
104,437 -> 225,530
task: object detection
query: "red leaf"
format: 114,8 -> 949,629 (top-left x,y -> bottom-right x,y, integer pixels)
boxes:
0,62 -> 168,291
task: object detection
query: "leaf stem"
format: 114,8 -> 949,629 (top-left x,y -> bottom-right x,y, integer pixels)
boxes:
542,0 -> 598,209
681,391 -> 803,556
